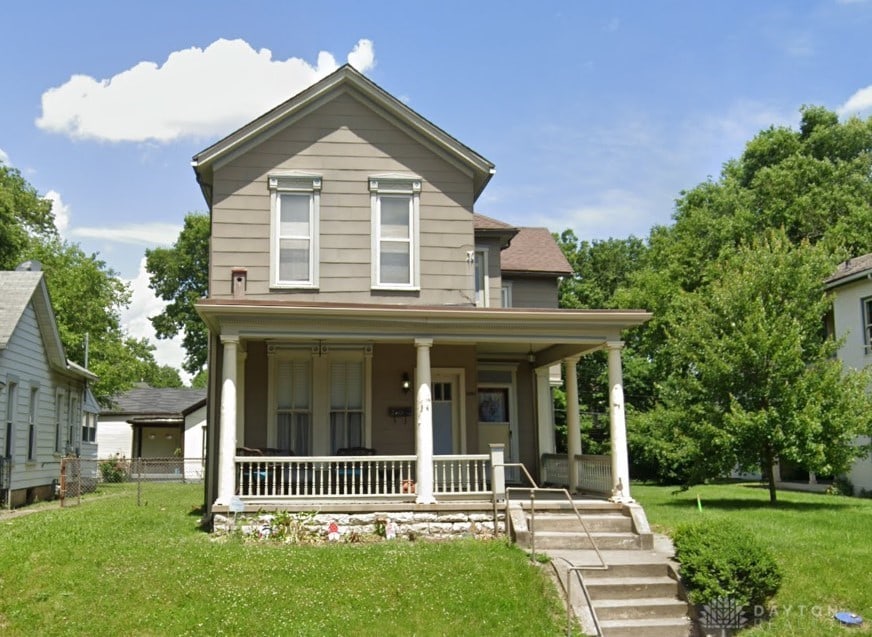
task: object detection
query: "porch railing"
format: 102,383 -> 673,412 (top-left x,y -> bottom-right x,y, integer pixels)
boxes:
235,454 -> 491,498
541,453 -> 613,497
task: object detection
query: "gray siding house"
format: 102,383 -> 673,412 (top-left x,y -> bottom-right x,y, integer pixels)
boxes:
192,65 -> 650,518
0,269 -> 96,507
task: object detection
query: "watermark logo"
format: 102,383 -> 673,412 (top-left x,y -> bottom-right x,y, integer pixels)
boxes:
699,596 -> 749,635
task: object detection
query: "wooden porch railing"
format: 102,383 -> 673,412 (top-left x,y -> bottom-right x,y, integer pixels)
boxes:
541,453 -> 613,497
235,454 -> 491,498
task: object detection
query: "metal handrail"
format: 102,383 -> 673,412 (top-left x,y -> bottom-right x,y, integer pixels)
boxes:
552,557 -> 603,637
492,462 -> 607,571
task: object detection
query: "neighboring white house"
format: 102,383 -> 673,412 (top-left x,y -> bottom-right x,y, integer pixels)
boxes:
97,386 -> 207,463
0,267 -> 97,507
825,253 -> 872,493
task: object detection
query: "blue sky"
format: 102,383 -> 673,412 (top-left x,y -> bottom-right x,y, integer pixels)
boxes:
2,1 -> 871,377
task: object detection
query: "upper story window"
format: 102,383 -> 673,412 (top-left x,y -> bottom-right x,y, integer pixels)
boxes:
863,296 -> 872,355
369,176 -> 421,290
268,173 -> 321,289
474,249 -> 489,307
501,282 -> 513,308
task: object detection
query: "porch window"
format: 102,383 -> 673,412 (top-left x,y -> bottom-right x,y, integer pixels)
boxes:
276,359 -> 312,454
369,176 -> 421,290
269,173 -> 321,289
330,361 -> 364,452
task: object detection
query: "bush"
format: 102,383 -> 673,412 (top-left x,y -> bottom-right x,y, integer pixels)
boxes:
672,518 -> 781,608
99,456 -> 128,483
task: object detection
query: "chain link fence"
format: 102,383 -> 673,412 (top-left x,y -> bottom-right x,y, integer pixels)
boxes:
61,456 -> 205,507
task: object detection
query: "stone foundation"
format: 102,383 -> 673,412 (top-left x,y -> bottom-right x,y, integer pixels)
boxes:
213,509 -> 506,540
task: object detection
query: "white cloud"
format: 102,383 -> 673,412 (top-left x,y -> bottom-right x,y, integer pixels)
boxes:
0,147 -> 8,165
70,222 -> 181,246
347,39 -> 375,72
36,38 -> 376,143
121,258 -> 190,384
838,85 -> 872,117
43,190 -> 70,234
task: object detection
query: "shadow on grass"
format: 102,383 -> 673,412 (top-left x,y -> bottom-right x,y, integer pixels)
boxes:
657,497 -> 853,512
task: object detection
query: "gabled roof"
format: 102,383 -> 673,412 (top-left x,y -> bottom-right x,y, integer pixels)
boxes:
0,271 -> 95,381
825,253 -> 872,290
192,64 -> 495,203
473,213 -> 517,249
101,387 -> 207,417
501,227 -> 573,276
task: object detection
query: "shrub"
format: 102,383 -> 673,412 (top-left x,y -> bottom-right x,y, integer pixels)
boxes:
99,456 -> 128,483
672,518 -> 781,608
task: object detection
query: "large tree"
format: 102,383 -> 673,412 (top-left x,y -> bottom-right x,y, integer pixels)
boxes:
615,106 -> 872,498
0,162 -> 56,269
646,233 -> 872,503
145,213 -> 209,375
27,238 -> 182,401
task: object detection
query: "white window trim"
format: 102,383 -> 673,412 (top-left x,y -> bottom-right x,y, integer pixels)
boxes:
268,172 -> 321,289
369,175 -> 421,291
27,385 -> 39,461
474,248 -> 490,308
267,345 -> 372,455
501,281 -> 513,308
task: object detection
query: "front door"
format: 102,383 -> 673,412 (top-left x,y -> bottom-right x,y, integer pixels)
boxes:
432,377 -> 455,454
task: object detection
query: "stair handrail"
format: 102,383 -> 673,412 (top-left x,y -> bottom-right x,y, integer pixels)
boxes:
492,462 -> 607,571
552,558 -> 603,637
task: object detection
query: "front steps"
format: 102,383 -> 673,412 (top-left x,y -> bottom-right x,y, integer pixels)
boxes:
508,501 -> 694,636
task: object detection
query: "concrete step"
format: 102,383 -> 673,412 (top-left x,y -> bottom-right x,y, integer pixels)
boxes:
527,512 -> 634,533
532,531 -> 641,550
582,561 -> 672,579
598,616 -> 693,637
594,597 -> 689,621
585,576 -> 679,600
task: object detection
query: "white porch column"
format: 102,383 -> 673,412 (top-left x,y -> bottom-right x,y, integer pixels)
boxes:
215,336 -> 239,505
235,348 -> 246,447
414,338 -> 436,504
565,356 -> 582,493
607,341 -> 633,503
536,367 -> 555,456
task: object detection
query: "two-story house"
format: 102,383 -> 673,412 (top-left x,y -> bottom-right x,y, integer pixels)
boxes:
0,266 -> 97,507
825,253 -> 872,493
192,65 -> 650,520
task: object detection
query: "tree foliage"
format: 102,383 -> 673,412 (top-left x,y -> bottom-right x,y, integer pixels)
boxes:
614,106 -> 872,500
0,162 -> 56,269
145,213 -> 209,375
26,239 -> 183,402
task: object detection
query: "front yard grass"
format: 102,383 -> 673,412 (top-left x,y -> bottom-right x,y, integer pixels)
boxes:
0,483 -> 568,636
634,482 -> 872,636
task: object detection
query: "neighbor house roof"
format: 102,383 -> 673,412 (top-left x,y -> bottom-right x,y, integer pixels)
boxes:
824,252 -> 872,290
0,271 -> 96,381
501,227 -> 573,276
192,64 -> 495,204
101,387 -> 207,418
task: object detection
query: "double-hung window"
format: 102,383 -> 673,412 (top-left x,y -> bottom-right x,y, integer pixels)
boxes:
27,387 -> 38,461
330,359 -> 364,453
474,249 -> 489,307
275,358 -> 312,455
863,296 -> 872,355
369,176 -> 421,289
4,380 -> 17,459
269,173 -> 321,288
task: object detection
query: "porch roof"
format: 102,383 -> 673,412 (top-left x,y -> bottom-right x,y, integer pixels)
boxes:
196,299 -> 651,366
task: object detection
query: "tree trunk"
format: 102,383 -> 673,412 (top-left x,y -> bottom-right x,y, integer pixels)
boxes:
763,445 -> 778,505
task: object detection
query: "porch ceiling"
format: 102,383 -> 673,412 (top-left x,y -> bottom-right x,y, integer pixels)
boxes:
196,300 -> 651,366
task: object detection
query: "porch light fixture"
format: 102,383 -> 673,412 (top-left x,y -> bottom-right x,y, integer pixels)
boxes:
165,433 -> 173,441
402,372 -> 411,393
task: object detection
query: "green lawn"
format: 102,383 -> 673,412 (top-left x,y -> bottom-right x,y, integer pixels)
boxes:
634,482 -> 872,636
0,483 -> 569,636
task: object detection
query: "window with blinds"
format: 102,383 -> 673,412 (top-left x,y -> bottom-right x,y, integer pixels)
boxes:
275,359 -> 312,454
330,360 -> 364,453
